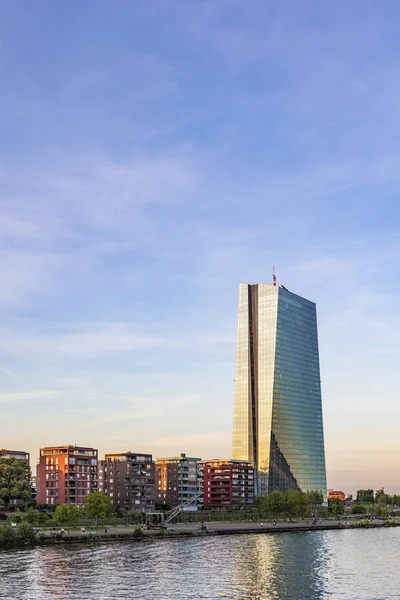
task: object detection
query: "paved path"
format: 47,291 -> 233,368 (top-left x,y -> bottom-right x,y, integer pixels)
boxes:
36,518 -> 394,538
167,519 -> 357,533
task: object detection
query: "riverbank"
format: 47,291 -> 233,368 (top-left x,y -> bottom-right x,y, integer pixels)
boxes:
3,522 -> 400,600
2,518 -> 399,549
29,518 -> 400,546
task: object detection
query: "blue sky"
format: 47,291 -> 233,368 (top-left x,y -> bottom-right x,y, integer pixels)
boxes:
1,0 -> 400,494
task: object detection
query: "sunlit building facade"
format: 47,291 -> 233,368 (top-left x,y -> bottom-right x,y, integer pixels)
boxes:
232,283 -> 327,499
38,445 -> 98,506
156,453 -> 202,509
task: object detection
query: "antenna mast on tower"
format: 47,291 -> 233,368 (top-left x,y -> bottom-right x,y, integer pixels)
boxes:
272,266 -> 277,286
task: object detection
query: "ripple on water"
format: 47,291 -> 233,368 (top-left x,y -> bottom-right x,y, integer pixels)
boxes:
1,529 -> 400,600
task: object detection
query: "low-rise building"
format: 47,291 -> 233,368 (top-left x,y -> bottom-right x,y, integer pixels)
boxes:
99,452 -> 155,512
0,449 -> 30,462
156,453 -> 202,509
202,459 -> 255,510
39,445 -> 98,506
327,490 -> 346,502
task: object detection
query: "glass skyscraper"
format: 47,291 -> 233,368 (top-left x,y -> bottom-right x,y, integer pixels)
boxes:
232,282 -> 327,499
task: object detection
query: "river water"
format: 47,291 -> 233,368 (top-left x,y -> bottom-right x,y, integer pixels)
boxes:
1,528 -> 399,600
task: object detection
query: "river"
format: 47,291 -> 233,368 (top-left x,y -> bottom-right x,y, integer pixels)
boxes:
1,528 -> 399,599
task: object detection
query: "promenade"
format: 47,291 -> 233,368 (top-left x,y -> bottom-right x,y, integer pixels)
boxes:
32,517 -> 399,544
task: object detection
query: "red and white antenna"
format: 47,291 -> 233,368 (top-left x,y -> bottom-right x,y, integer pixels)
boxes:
272,266 -> 277,286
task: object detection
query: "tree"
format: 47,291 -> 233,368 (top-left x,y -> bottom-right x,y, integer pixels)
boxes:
328,498 -> 345,515
83,491 -> 115,524
256,496 -> 269,518
24,506 -> 38,525
356,489 -> 374,504
12,508 -> 23,523
284,491 -> 308,518
305,490 -> 324,508
54,504 -> 82,530
266,491 -> 284,519
351,503 -> 366,515
375,488 -> 390,506
37,512 -> 49,526
0,458 -> 31,508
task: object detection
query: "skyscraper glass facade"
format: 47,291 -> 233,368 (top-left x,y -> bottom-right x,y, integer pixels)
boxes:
232,283 -> 327,499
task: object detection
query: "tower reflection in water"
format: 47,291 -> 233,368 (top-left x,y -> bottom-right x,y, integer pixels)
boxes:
230,532 -> 332,600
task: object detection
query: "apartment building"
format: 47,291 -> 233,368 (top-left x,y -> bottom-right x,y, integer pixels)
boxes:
0,449 -> 30,462
156,453 -> 202,509
202,459 -> 255,510
99,451 -> 155,512
39,445 -> 98,506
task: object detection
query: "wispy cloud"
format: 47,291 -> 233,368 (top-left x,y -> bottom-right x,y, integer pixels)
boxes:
1,1 -> 400,486
95,394 -> 205,425
0,390 -> 60,405
0,321 -> 232,363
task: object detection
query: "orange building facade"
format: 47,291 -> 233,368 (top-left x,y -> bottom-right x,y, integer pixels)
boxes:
39,445 -> 98,506
327,490 -> 346,501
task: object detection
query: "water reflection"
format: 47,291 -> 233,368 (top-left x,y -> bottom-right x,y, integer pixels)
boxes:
1,529 -> 400,600
228,532 -> 333,600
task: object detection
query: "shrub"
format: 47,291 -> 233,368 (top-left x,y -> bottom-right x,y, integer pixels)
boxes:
15,522 -> 35,544
351,519 -> 370,529
0,522 -> 35,547
0,526 -> 16,546
24,507 -> 39,525
351,503 -> 366,515
362,519 -> 370,528
133,525 -> 143,538
13,509 -> 23,524
383,520 -> 397,527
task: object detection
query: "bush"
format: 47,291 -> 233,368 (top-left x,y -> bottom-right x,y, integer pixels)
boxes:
37,513 -> 49,526
15,522 -> 35,544
351,503 -> 366,515
383,520 -> 397,527
0,513 -> 7,521
351,519 -> 371,528
133,525 -> 143,538
0,522 -> 35,547
0,526 -> 16,546
24,507 -> 39,525
12,509 -> 23,524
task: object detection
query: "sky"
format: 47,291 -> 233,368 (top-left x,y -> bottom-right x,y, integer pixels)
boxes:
1,0 -> 400,495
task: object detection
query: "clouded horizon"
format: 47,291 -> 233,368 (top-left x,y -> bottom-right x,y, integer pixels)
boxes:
2,1 -> 400,495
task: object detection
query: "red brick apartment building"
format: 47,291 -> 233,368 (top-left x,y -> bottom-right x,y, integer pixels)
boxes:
202,459 -> 255,510
39,445 -> 98,506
